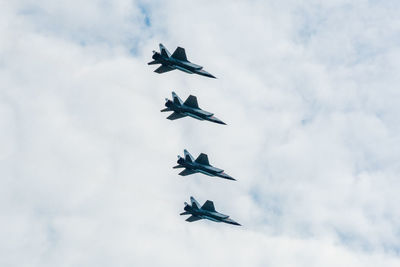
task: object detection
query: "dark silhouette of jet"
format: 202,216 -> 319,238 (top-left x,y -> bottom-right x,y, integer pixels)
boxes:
174,149 -> 235,181
181,196 -> 241,226
161,92 -> 226,125
148,44 -> 216,78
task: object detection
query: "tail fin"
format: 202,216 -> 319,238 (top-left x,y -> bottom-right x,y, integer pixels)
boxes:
159,43 -> 171,58
190,196 -> 201,209
172,91 -> 183,105
184,149 -> 194,162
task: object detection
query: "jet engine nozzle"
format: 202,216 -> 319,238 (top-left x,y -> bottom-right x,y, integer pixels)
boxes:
177,156 -> 185,165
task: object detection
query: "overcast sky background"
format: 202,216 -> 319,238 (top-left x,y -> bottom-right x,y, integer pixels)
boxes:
1,0 -> 400,266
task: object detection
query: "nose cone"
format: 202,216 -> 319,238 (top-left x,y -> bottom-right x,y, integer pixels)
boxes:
196,69 -> 217,79
208,116 -> 226,125
218,172 -> 236,181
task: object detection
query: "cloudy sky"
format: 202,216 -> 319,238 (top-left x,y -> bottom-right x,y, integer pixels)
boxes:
1,0 -> 400,266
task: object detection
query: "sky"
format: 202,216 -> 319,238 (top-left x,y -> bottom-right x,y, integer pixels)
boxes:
1,0 -> 400,266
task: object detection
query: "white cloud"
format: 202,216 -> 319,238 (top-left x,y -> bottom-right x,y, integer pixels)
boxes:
1,0 -> 400,266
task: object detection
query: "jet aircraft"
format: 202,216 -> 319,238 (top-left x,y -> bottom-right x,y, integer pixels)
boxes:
148,43 -> 216,78
180,196 -> 241,226
173,149 -> 235,181
161,92 -> 226,125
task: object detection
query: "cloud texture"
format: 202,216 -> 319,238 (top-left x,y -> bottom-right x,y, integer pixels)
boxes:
1,0 -> 400,266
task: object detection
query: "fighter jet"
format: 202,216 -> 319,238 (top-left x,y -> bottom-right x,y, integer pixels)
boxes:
148,43 -> 216,78
180,196 -> 241,226
173,149 -> 235,181
161,92 -> 226,125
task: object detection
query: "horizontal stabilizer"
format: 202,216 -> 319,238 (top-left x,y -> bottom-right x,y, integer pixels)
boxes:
179,169 -> 196,176
155,65 -> 174,73
201,200 -> 216,212
171,47 -> 188,61
167,112 -> 186,120
195,153 -> 210,165
180,211 -> 191,215
184,95 -> 199,109
173,164 -> 184,169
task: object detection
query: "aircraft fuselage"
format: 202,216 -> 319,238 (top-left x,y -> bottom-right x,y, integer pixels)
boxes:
179,160 -> 224,176
168,102 -> 213,121
185,205 -> 229,220
152,53 -> 216,78
183,205 -> 240,225
153,53 -> 202,72
177,158 -> 234,180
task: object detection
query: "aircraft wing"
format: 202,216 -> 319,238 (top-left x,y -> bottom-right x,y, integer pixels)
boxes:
195,153 -> 210,165
183,95 -> 199,109
201,200 -> 216,212
167,112 -> 186,120
171,47 -> 188,61
179,169 -> 196,176
186,215 -> 201,222
154,65 -> 174,73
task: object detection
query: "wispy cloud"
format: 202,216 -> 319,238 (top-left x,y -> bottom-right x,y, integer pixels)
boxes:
1,0 -> 400,266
